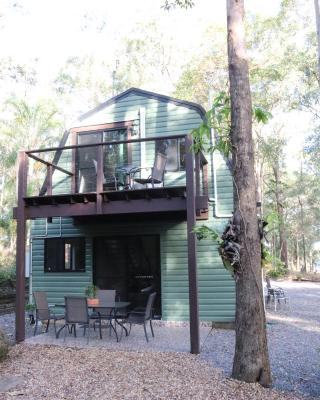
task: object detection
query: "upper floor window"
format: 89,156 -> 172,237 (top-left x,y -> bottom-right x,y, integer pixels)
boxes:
155,138 -> 185,171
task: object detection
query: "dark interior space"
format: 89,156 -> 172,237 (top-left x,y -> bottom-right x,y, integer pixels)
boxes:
93,235 -> 161,317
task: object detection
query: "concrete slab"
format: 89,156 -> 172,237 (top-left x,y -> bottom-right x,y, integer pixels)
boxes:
0,375 -> 24,393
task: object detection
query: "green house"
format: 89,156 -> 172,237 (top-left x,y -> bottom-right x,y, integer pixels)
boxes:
15,88 -> 234,352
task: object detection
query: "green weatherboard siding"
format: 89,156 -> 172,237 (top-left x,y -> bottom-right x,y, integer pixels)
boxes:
31,91 -> 235,322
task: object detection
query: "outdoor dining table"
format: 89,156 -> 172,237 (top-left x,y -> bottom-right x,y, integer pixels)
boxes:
53,300 -> 131,340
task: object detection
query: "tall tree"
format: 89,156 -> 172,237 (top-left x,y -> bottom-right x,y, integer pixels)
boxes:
314,0 -> 320,78
227,0 -> 271,385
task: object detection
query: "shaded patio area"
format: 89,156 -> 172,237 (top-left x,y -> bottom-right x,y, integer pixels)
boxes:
25,322 -> 213,353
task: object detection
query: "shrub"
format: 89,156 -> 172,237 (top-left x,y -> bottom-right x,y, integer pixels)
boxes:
0,330 -> 9,362
0,267 -> 16,287
262,245 -> 287,278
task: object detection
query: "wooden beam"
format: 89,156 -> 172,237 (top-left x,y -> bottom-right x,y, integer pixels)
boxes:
16,151 -> 28,342
185,134 -> 200,355
71,130 -> 77,194
28,153 -> 73,176
46,165 -> 53,196
39,130 -> 70,196
24,197 -> 187,219
96,145 -> 104,213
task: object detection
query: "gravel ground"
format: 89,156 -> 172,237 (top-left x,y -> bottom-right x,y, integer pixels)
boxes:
0,280 -> 319,398
0,344 -> 304,400
201,280 -> 320,398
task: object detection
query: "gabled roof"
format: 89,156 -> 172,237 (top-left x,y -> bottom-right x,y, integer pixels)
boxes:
79,87 -> 206,122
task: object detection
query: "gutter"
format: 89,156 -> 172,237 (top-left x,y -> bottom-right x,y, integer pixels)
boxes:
210,128 -> 233,219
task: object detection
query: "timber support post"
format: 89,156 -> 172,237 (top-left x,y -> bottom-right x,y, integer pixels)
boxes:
185,134 -> 200,354
16,151 -> 28,342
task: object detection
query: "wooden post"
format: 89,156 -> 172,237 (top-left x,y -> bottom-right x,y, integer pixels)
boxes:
47,165 -> 53,196
16,151 -> 28,342
70,130 -> 77,193
96,144 -> 104,214
185,134 -> 200,354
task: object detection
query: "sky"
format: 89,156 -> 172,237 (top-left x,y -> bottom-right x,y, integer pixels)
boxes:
0,0 -> 315,169
1,0 -> 280,84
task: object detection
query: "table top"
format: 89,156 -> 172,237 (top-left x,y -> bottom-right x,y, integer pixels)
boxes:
54,301 -> 130,309
115,164 -> 139,174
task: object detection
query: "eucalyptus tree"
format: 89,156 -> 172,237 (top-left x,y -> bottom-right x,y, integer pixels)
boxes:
226,0 -> 271,385
165,0 -> 271,386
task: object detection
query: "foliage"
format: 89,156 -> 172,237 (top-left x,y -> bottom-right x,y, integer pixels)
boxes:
162,0 -> 194,11
191,91 -> 271,159
25,303 -> 35,312
193,225 -> 222,243
0,330 -> 9,362
262,245 -> 287,278
0,266 -> 15,286
85,284 -> 98,299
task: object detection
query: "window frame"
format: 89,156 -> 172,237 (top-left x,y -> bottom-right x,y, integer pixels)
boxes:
70,121 -> 135,192
44,237 -> 86,273
155,138 -> 185,172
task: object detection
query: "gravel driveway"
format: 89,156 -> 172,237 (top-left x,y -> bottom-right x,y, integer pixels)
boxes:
0,280 -> 319,398
200,280 -> 320,398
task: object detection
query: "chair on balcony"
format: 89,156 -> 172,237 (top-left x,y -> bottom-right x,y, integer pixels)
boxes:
92,159 -> 121,191
33,291 -> 64,337
133,153 -> 167,189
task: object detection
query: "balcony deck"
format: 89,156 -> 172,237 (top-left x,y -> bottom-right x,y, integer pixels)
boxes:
16,134 -> 209,221
19,186 -> 205,219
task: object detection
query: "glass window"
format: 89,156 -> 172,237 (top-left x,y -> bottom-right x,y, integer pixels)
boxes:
44,237 -> 85,272
155,138 -> 185,171
77,127 -> 130,192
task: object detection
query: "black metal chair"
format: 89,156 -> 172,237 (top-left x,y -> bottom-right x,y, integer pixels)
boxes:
265,277 -> 290,311
33,291 -> 64,337
64,296 -> 102,343
91,289 -> 118,341
121,292 -> 156,342
133,153 -> 167,188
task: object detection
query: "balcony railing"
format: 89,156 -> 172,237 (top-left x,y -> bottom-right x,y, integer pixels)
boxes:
17,134 -> 208,218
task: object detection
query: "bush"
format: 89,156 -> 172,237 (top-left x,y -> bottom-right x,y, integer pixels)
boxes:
0,252 -> 15,270
262,245 -> 287,279
0,330 -> 9,362
0,267 -> 16,287
267,266 -> 287,279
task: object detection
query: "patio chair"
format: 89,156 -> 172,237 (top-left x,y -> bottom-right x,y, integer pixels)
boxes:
33,291 -> 64,337
64,296 -> 102,343
265,278 -> 290,311
91,289 -> 118,341
133,153 -> 167,188
121,292 -> 156,342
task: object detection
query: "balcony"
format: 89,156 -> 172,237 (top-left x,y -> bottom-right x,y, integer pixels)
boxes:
15,134 -> 209,221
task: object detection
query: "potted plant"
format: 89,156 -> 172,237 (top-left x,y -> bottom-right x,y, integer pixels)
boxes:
85,284 -> 99,306
25,303 -> 35,325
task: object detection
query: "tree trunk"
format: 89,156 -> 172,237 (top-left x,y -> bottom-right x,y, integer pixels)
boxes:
298,196 -> 307,273
272,166 -> 288,268
296,236 -> 300,271
227,0 -> 271,386
314,0 -> 320,80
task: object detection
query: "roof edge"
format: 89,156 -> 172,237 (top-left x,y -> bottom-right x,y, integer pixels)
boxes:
79,87 -> 206,122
